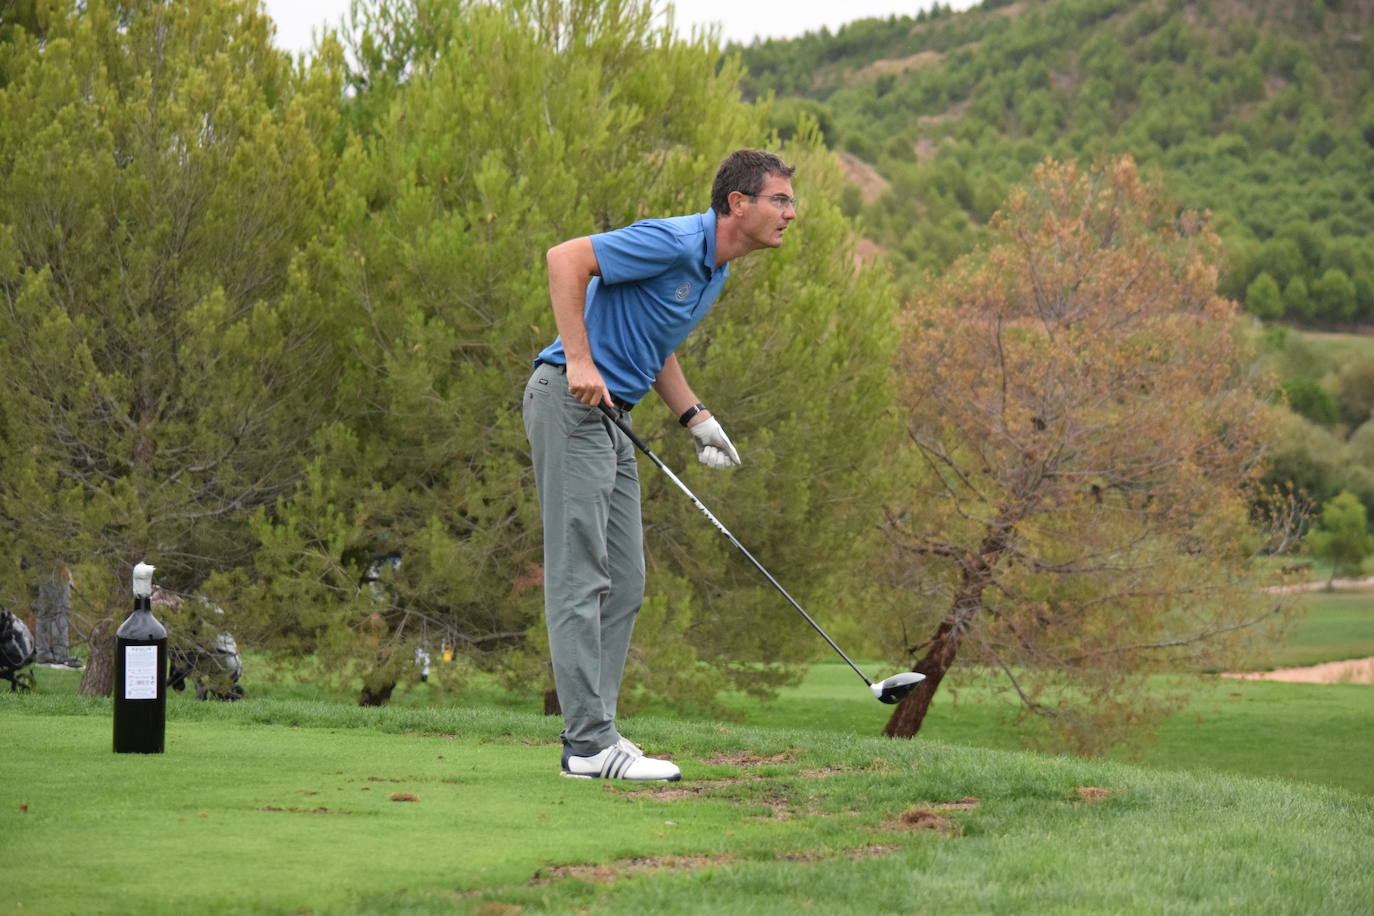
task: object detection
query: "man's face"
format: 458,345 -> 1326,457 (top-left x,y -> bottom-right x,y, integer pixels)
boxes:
735,173 -> 797,250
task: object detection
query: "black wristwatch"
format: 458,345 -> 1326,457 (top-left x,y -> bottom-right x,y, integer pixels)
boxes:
679,403 -> 707,427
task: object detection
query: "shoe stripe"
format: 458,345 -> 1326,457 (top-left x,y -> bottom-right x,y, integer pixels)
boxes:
601,749 -> 630,779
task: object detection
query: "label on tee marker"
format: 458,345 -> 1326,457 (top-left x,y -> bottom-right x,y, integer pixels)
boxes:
124,645 -> 158,700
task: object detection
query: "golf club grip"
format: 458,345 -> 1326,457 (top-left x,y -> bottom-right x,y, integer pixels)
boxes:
596,402 -> 874,686
597,401 -> 655,454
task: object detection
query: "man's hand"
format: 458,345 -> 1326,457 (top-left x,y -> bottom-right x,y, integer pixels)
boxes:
689,418 -> 740,469
566,358 -> 611,408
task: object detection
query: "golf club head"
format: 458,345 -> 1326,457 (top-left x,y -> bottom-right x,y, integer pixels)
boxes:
871,671 -> 925,704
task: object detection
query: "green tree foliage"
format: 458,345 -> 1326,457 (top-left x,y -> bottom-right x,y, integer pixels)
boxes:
1262,410 -> 1349,510
1245,271 -> 1283,319
1335,360 -> 1374,428
1282,377 -> 1341,426
0,0 -> 45,63
0,0 -> 342,692
1305,490 -> 1374,583
735,0 -> 1374,325
233,0 -> 901,708
880,157 -> 1288,754
1313,267 -> 1357,319
1283,276 -> 1314,319
1252,326 -> 1374,520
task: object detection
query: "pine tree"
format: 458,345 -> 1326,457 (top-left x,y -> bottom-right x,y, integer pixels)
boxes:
1306,491 -> 1373,586
1245,272 -> 1284,319
0,0 -> 343,693
240,1 -> 902,708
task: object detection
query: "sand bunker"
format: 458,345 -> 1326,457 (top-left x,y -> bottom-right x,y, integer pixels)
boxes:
1264,576 -> 1374,594
1221,656 -> 1374,685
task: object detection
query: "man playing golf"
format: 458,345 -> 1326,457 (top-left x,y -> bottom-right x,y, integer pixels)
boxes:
523,149 -> 797,781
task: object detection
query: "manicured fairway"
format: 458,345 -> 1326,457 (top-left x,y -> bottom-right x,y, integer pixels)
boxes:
4,693 -> 1372,914
7,582 -> 1371,912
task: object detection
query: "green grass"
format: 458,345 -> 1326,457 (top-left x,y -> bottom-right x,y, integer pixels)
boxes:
1269,590 -> 1374,668
7,580 -> 1371,912
642,585 -> 1374,796
4,692 -> 1372,915
1293,329 -> 1374,370
138,648 -> 1372,795
684,662 -> 1374,796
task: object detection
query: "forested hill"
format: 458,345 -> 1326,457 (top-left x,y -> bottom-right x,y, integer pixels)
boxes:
733,0 -> 1374,326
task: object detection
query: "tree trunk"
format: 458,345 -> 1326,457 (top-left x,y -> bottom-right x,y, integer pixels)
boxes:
883,613 -> 966,738
78,618 -> 114,697
884,522 -> 1012,738
358,681 -> 395,706
543,687 -> 561,716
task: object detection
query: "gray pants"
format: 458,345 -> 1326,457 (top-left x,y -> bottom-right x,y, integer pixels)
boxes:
523,362 -> 645,755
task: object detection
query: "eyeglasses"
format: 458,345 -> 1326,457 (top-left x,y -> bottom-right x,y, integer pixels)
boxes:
739,193 -> 799,211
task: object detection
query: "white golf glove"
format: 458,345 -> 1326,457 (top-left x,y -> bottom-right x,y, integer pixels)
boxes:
689,417 -> 740,469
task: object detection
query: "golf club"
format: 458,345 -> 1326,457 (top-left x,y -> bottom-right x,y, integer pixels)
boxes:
598,403 -> 924,705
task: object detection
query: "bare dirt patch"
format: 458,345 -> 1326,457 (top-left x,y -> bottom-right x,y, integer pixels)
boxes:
853,237 -> 887,270
1074,787 -> 1119,803
850,844 -> 904,859
531,854 -> 734,886
851,50 -> 944,83
1264,575 -> 1374,594
605,779 -> 763,801
257,806 -> 346,815
531,844 -> 905,891
703,750 -> 795,767
917,99 -> 970,127
837,152 -> 890,204
625,784 -> 711,800
797,765 -> 866,779
889,807 -> 956,833
777,844 -> 903,862
1221,656 -> 1374,685
471,903 -> 523,916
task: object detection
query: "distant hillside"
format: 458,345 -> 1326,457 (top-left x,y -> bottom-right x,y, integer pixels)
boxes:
736,0 -> 1374,327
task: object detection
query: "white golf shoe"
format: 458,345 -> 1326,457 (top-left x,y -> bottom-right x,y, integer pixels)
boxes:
561,741 -> 680,781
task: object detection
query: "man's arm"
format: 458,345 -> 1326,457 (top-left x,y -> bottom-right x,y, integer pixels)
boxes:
546,237 -> 609,407
654,354 -> 739,468
652,354 -> 712,428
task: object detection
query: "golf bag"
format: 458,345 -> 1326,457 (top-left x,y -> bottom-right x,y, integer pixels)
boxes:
168,630 -> 244,701
1,608 -> 37,692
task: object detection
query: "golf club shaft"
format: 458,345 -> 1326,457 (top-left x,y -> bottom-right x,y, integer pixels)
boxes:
598,403 -> 874,687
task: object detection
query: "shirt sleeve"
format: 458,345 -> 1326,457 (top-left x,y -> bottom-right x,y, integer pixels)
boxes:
590,220 -> 687,286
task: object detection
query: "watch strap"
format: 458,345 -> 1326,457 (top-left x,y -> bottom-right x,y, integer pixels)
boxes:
679,402 -> 707,427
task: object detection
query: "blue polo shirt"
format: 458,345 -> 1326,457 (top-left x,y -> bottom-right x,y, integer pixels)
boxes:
536,209 -> 729,404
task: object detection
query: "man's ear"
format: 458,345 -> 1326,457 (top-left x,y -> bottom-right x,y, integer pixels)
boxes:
726,190 -> 747,218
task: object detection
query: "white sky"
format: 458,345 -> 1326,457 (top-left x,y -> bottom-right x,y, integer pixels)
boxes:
261,1 -> 980,55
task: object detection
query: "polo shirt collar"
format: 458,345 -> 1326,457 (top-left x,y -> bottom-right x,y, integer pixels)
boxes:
700,208 -> 719,274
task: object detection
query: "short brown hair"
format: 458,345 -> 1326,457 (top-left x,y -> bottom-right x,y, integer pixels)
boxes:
711,149 -> 795,216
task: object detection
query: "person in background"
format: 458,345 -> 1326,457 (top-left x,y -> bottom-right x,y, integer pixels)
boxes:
35,562 -> 81,670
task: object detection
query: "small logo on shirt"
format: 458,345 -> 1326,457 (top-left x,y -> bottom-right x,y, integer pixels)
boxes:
675,282 -> 692,301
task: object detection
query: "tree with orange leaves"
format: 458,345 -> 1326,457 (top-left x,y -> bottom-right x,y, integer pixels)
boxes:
881,157 -> 1292,753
